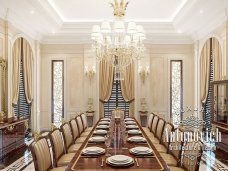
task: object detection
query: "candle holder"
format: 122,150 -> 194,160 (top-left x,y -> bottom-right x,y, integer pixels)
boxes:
0,111 -> 5,124
138,66 -> 149,83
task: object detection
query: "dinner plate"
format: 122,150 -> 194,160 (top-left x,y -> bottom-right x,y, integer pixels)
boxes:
99,121 -> 110,125
96,125 -> 109,129
126,125 -> 138,129
130,146 -> 153,155
93,129 -> 107,135
107,155 -> 134,166
125,118 -> 134,121
82,147 -> 105,155
125,121 -> 136,125
101,118 -> 111,121
128,136 -> 146,142
128,129 -> 142,135
89,136 -> 105,142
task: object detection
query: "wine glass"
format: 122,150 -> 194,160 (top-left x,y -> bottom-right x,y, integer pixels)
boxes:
105,135 -> 112,156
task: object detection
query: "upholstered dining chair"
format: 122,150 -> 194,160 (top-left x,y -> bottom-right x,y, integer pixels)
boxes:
69,118 -> 86,144
48,129 -> 75,167
160,128 -> 185,167
155,122 -> 174,153
149,118 -> 166,144
81,113 -> 93,132
60,123 -> 81,153
151,115 -> 159,135
142,113 -> 154,134
169,141 -> 203,171
30,137 -> 66,171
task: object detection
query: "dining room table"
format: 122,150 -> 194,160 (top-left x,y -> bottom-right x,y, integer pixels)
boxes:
66,117 -> 170,171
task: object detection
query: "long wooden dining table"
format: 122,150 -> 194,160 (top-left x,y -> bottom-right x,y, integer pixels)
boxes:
66,118 -> 169,171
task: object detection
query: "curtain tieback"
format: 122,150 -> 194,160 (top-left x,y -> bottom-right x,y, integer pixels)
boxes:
128,98 -> 135,103
99,99 -> 106,103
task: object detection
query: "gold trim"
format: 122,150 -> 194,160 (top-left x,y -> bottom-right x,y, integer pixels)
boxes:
0,58 -> 7,114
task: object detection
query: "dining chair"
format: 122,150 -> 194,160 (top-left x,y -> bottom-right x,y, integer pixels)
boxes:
80,113 -> 93,133
142,113 -> 154,134
30,137 -> 66,171
60,123 -> 81,153
69,118 -> 86,144
48,129 -> 75,167
151,115 -> 159,135
169,141 -> 203,171
155,122 -> 174,153
149,118 -> 166,144
76,115 -> 90,137
160,128 -> 185,167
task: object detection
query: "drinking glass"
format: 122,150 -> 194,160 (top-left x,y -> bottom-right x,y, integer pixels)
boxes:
105,135 -> 112,156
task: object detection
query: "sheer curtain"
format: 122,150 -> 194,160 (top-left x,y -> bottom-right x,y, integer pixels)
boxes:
12,38 -> 22,105
99,59 -> 114,118
121,62 -> 135,117
22,39 -> 33,103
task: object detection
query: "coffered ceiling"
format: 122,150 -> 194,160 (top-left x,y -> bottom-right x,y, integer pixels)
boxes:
0,0 -> 227,44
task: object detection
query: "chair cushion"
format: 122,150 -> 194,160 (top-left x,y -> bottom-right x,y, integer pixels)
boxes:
68,143 -> 81,153
160,153 -> 178,166
81,131 -> 90,137
155,144 -> 167,153
168,166 -> 185,171
85,127 -> 93,132
75,137 -> 86,144
50,167 -> 66,171
149,137 -> 160,144
57,153 -> 75,167
142,127 -> 151,134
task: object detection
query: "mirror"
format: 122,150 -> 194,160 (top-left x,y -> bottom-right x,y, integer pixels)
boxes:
0,57 -> 6,115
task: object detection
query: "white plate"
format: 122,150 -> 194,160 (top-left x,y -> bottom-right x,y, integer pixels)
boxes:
128,130 -> 142,135
96,125 -> 109,129
93,130 -> 107,135
82,147 -> 105,155
126,125 -> 138,129
107,155 -> 134,166
89,136 -> 105,142
99,121 -> 110,125
130,147 -> 153,155
125,121 -> 136,125
101,118 -> 110,121
128,136 -> 146,142
125,118 -> 134,121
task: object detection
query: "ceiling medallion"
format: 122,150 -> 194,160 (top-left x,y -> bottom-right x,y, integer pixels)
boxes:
91,0 -> 146,80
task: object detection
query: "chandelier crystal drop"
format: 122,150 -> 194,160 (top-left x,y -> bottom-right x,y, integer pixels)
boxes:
91,0 -> 146,71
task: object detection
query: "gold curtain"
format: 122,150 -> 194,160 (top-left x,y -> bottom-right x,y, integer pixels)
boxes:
99,59 -> 114,118
22,39 -> 33,104
121,62 -> 135,117
12,38 -> 22,105
200,40 -> 211,104
212,37 -> 222,81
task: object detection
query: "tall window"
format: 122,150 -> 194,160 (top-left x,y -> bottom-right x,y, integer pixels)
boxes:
52,60 -> 64,127
170,60 -> 183,125
204,38 -> 214,131
104,80 -> 129,118
14,60 -> 31,118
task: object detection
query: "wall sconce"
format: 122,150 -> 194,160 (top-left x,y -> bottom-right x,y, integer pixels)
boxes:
85,66 -> 96,80
138,66 -> 149,83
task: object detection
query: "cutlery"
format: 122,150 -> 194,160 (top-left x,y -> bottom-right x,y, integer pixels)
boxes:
101,157 -> 104,167
135,158 -> 139,167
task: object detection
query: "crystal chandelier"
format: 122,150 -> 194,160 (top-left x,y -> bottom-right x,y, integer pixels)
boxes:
91,0 -> 146,72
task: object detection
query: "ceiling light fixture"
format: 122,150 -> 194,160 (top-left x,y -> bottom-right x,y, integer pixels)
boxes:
91,0 -> 146,80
